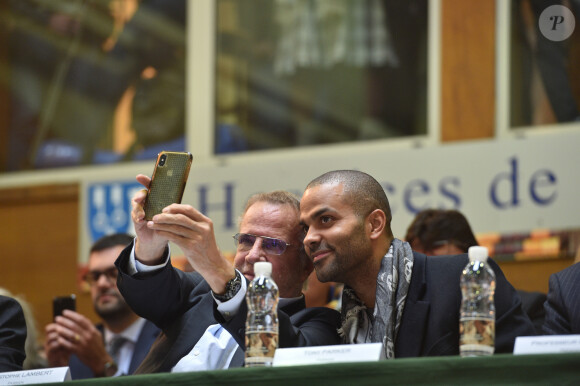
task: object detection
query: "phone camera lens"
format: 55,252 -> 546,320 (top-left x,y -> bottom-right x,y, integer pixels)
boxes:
159,154 -> 167,166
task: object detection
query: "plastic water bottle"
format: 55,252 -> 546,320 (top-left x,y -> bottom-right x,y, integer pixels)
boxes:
245,262 -> 279,367
459,246 -> 496,357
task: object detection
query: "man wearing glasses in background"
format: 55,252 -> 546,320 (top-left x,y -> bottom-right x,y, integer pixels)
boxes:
114,174 -> 341,373
45,234 -> 160,379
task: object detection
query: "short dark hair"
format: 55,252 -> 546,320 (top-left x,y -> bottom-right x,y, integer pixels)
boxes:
90,233 -> 134,253
404,209 -> 478,253
306,170 -> 393,237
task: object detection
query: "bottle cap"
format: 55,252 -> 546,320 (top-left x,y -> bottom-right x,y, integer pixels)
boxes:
254,262 -> 272,277
468,246 -> 489,262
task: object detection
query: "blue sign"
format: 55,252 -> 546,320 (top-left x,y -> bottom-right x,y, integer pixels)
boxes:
87,182 -> 142,242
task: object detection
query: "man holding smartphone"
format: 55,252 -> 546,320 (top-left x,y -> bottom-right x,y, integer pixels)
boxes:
114,174 -> 341,372
45,234 -> 160,379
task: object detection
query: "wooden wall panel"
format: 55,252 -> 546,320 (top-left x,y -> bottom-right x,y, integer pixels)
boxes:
441,0 -> 495,141
498,258 -> 574,294
0,184 -> 97,344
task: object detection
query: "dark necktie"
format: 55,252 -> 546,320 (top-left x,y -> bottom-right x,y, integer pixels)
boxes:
109,335 -> 129,365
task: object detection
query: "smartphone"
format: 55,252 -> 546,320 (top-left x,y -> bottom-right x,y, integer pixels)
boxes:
53,295 -> 76,319
143,151 -> 193,220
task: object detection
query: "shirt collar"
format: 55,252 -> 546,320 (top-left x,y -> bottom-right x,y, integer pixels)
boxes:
104,318 -> 146,346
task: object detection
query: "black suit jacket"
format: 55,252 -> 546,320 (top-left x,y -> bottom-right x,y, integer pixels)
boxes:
68,319 -> 160,379
543,262 -> 580,335
395,252 -> 536,357
517,290 -> 546,335
115,242 -> 341,373
0,295 -> 27,372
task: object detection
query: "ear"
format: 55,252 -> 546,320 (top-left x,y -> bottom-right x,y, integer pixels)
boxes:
367,209 -> 386,240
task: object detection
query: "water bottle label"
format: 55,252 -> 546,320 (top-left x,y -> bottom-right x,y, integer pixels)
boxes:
459,317 -> 495,355
245,331 -> 279,367
460,344 -> 494,356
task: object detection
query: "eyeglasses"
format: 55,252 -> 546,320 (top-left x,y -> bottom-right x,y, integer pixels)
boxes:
233,233 -> 291,255
83,267 -> 118,285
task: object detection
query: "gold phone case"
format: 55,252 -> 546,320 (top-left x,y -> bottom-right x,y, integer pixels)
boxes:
143,151 -> 193,220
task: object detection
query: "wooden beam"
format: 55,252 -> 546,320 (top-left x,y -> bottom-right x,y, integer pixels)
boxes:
441,0 -> 496,141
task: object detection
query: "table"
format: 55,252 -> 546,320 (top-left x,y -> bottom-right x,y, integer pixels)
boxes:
44,353 -> 579,385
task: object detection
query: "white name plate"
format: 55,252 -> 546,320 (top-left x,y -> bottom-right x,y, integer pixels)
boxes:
514,335 -> 580,355
273,343 -> 385,367
0,367 -> 71,385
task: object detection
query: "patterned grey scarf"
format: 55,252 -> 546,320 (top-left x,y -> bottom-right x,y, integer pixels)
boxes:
337,239 -> 414,359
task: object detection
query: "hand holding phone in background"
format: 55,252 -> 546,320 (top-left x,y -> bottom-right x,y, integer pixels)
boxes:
46,295 -> 78,368
53,295 -> 76,319
46,294 -> 113,371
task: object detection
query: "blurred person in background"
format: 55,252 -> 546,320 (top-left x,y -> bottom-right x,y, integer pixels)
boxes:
404,209 -> 478,256
0,288 -> 46,369
405,208 -> 546,335
45,233 -> 160,379
0,294 -> 27,372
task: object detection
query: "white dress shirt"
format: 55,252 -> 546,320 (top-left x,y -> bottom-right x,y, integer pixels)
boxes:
128,245 -> 245,371
103,318 -> 147,376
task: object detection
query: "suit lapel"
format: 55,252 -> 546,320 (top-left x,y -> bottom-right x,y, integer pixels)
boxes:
129,320 -> 161,373
395,252 -> 430,357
